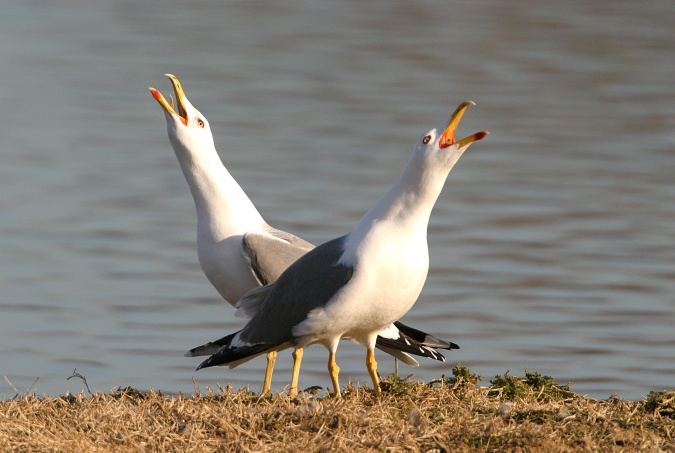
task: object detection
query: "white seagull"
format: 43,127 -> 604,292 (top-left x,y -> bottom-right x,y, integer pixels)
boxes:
194,101 -> 488,397
149,75 -> 458,396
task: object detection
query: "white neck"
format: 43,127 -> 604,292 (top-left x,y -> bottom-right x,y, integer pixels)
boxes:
171,137 -> 265,240
354,149 -> 460,238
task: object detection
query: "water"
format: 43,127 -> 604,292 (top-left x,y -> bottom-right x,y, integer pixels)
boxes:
1,0 -> 673,401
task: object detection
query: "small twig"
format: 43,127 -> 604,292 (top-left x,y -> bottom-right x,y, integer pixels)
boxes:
4,375 -> 20,400
216,382 -> 230,395
192,377 -> 201,398
67,368 -> 93,395
4,375 -> 39,400
26,377 -> 39,394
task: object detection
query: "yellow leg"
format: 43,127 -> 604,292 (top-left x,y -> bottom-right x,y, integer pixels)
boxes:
327,351 -> 341,398
366,348 -> 381,397
262,351 -> 277,395
289,348 -> 304,398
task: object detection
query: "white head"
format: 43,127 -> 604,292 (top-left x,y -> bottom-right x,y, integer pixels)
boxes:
346,101 -> 489,246
149,74 -> 216,157
148,74 -> 265,240
409,101 -> 489,177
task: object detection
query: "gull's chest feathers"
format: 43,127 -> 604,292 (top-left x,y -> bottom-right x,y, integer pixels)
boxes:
330,219 -> 430,327
196,235 -> 258,305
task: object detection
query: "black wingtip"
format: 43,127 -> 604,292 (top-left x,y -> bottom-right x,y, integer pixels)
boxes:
194,343 -> 276,371
196,352 -> 228,370
430,349 -> 446,362
376,335 -> 448,363
393,321 -> 459,350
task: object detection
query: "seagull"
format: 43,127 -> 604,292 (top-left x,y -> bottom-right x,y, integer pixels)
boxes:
149,74 -> 458,396
193,101 -> 488,397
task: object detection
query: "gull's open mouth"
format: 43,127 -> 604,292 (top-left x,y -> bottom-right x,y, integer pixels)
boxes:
439,101 -> 488,148
149,74 -> 189,125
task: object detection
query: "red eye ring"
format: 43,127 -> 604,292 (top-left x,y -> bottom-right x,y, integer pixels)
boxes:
422,135 -> 431,144
197,118 -> 205,128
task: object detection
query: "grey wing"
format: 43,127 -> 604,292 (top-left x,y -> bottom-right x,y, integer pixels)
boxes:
234,283 -> 274,319
242,227 -> 315,285
240,235 -> 352,345
265,226 -> 315,253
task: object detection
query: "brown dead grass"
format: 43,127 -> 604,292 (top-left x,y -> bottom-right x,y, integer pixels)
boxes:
1,368 -> 673,452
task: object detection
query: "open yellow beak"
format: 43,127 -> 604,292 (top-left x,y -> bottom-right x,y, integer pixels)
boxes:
439,101 -> 489,148
149,74 -> 189,126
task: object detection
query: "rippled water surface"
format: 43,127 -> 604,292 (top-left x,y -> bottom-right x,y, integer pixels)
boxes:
1,0 -> 673,400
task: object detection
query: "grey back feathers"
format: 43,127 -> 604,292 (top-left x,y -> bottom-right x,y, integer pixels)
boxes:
243,227 -> 314,285
240,236 -> 352,345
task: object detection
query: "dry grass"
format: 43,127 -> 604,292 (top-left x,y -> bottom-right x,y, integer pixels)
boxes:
1,366 -> 673,452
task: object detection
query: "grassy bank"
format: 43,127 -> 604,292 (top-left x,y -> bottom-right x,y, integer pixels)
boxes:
1,366 -> 673,452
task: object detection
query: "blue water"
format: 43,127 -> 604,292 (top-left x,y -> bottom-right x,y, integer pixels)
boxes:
1,0 -> 673,401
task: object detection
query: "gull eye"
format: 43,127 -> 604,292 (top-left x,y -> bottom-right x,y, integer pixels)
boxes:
422,135 -> 431,144
197,118 -> 205,128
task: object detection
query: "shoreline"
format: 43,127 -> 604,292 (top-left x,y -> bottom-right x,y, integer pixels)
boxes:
2,366 -> 673,451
